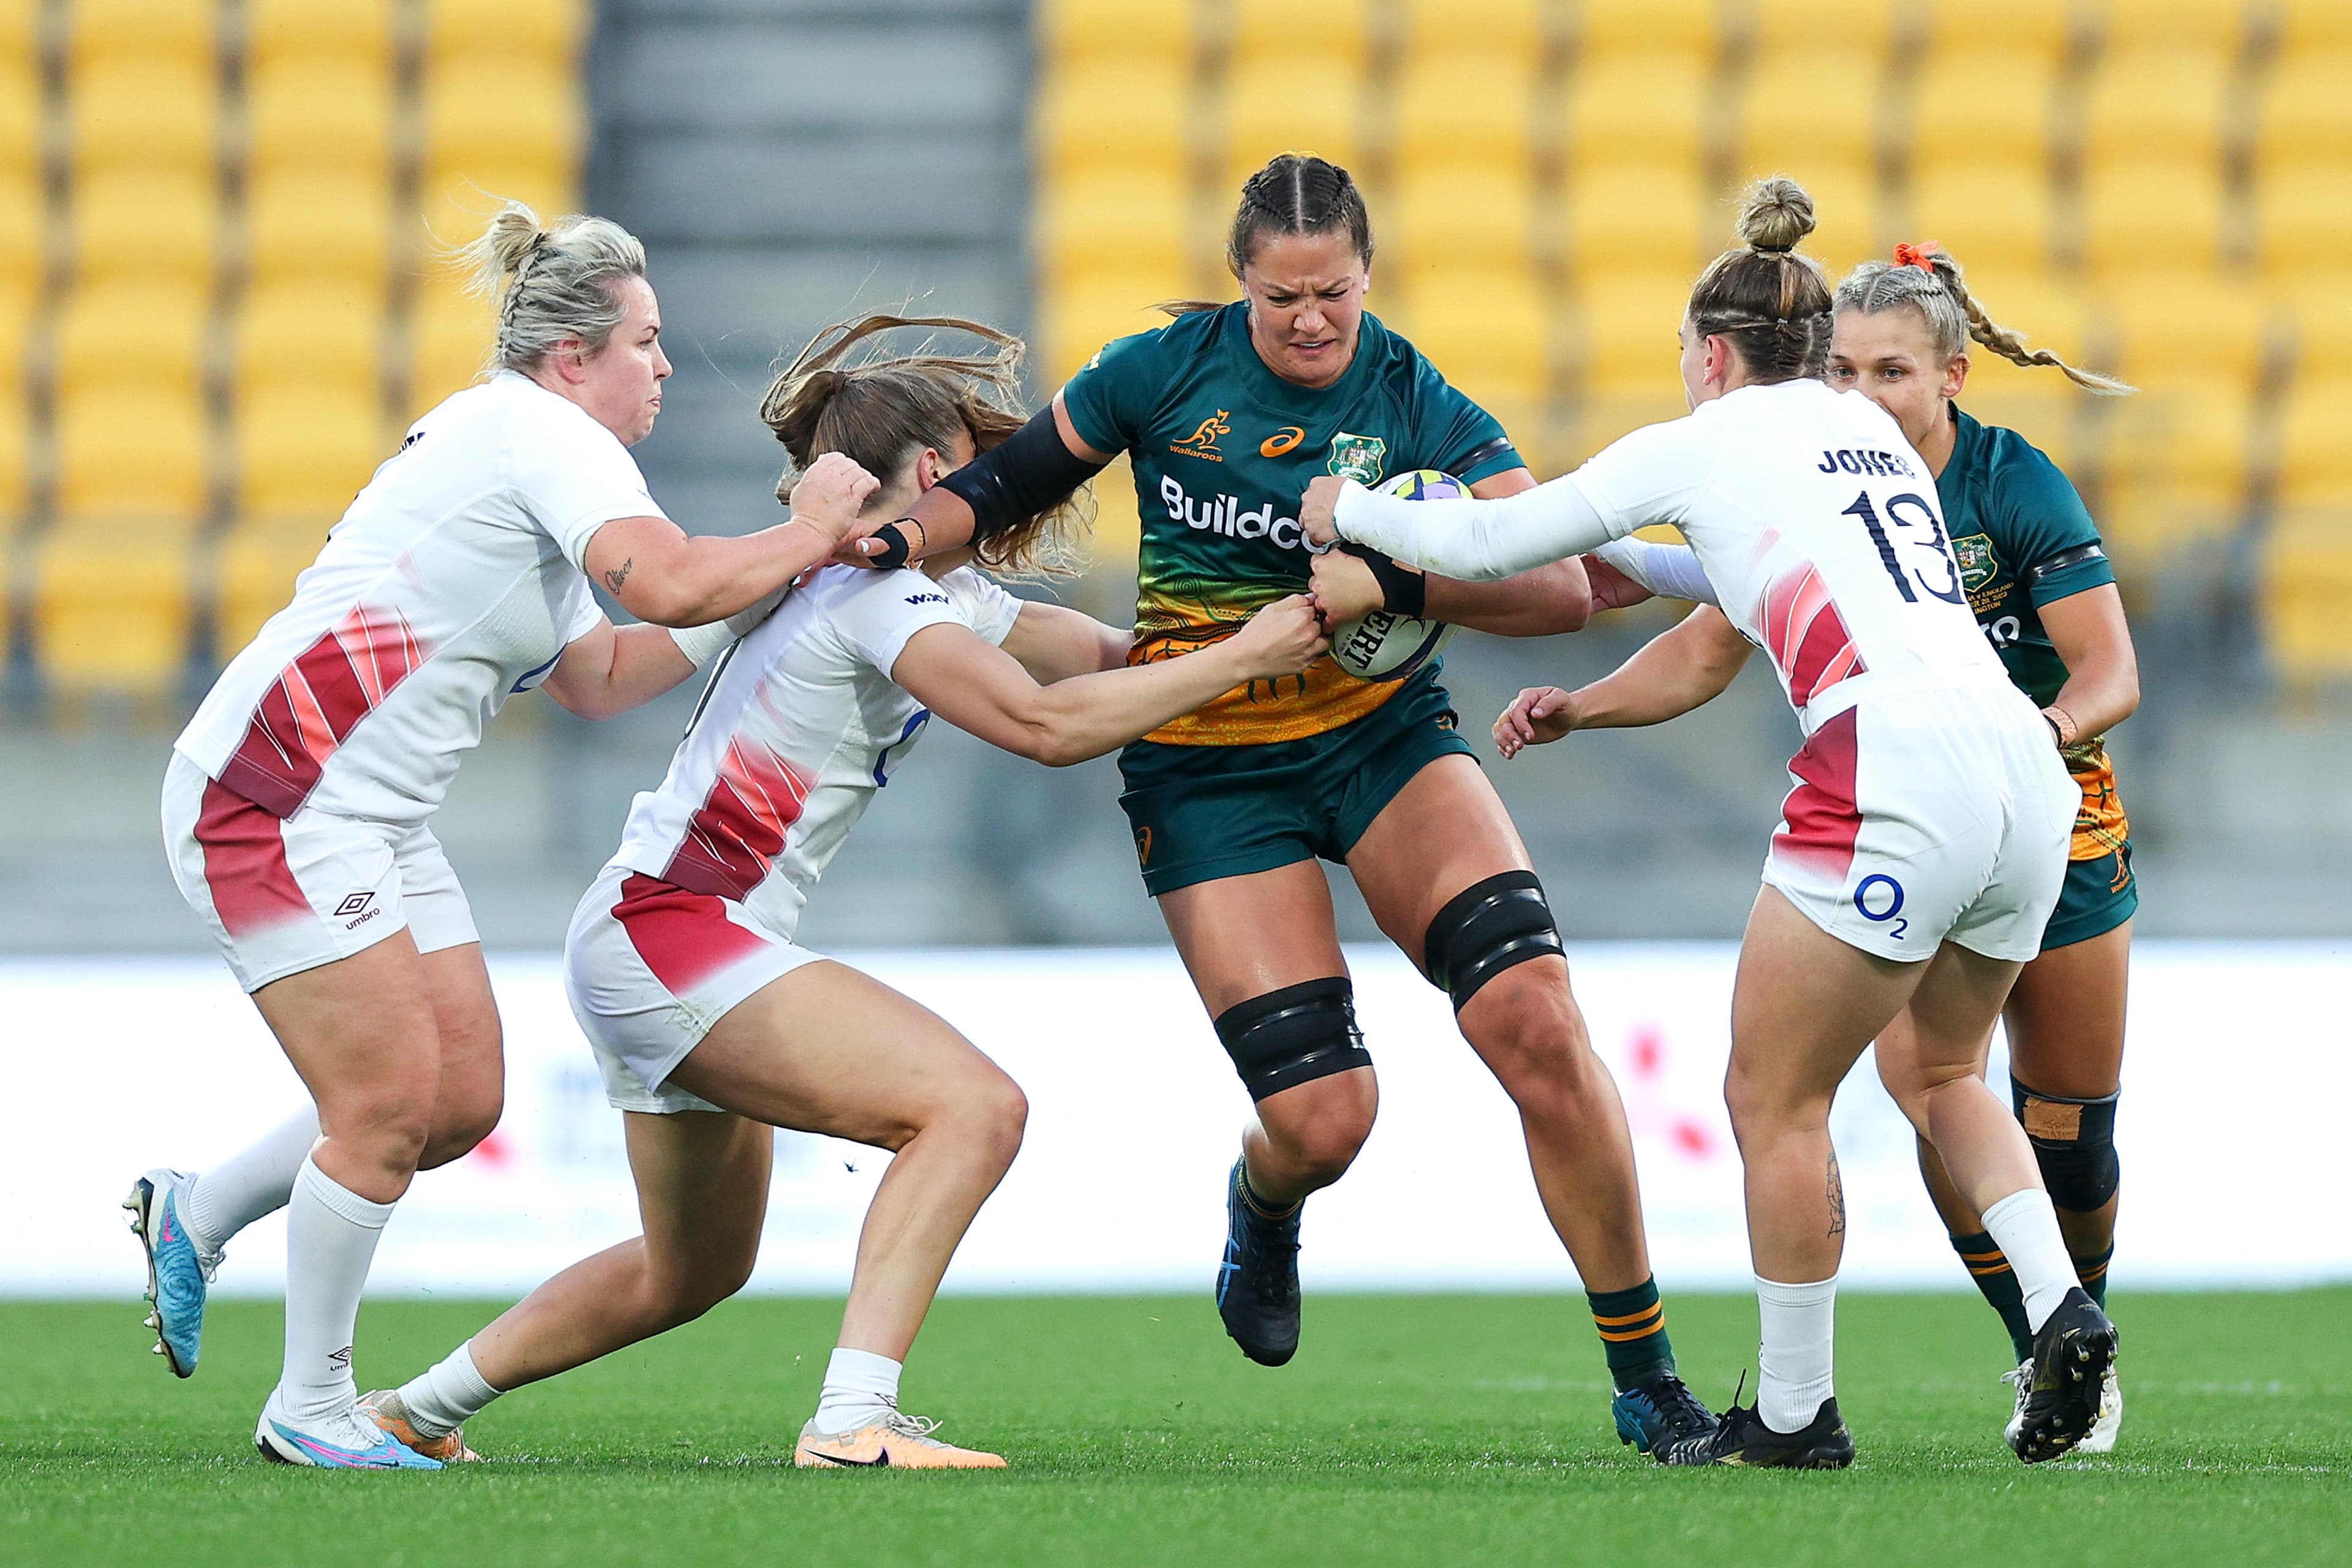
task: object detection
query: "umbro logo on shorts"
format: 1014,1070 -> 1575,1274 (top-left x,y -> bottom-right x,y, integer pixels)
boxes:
334,892 -> 374,919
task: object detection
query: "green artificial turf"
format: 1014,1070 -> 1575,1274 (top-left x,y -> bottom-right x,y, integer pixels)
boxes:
2,1290 -> 2345,1566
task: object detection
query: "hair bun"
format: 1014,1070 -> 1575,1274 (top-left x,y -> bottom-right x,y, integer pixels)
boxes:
1737,176 -> 1816,254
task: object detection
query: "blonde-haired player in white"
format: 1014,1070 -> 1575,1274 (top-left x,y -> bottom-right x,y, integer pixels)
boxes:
1302,179 -> 2114,1468
361,314 -> 1328,1470
127,205 -> 889,1469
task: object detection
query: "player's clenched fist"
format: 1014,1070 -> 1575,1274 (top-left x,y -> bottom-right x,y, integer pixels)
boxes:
1493,685 -> 1578,759
786,452 -> 883,548
1300,475 -> 1347,549
1229,594 -> 1332,679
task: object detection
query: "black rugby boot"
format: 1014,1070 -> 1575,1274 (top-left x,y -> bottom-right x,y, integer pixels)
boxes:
1612,1368 -> 1719,1454
1215,1158 -> 1302,1366
2009,1286 -> 2118,1464
1657,1386 -> 1855,1469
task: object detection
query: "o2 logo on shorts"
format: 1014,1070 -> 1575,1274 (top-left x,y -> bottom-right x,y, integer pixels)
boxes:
1852,874 -> 1907,940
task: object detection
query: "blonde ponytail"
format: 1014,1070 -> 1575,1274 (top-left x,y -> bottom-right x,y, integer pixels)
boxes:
450,200 -> 649,376
1837,245 -> 2134,396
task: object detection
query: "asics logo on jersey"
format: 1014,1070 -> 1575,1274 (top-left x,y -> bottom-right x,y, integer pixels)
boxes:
1158,475 -> 1311,552
1170,410 -> 1232,462
1259,426 -> 1306,458
1815,447 -> 1918,478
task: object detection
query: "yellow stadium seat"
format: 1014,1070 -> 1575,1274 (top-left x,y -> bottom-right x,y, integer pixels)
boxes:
1942,266 -> 2094,371
1036,167 -> 1189,286
54,281 -> 208,400
53,385 -> 209,522
2081,47 -> 2232,169
2278,287 -> 2352,377
2256,54 -> 2352,173
1564,161 -> 1711,274
421,59 -> 583,194
1956,381 -> 2089,470
421,0 -> 586,67
1909,162 -> 2053,274
1229,0 -> 1379,69
1562,51 -> 1708,174
2081,0 -> 2252,51
1035,58 -> 1190,181
2100,271 -> 2271,393
2080,159 -> 2226,277
1722,158 -> 1876,275
1750,0 -> 1897,55
1392,161 -> 1537,270
68,59 -> 217,178
1,58 -> 37,179
0,323 -> 26,513
1037,0 -> 1193,64
233,281 -> 386,408
65,0 -> 213,67
69,172 -> 217,285
419,167 -> 569,258
2254,160 -> 2352,281
1039,272 -> 1193,385
245,0 -> 397,71
2277,0 -> 2352,53
236,383 -> 387,522
2102,383 -> 2254,509
1387,266 -> 1549,403
1734,48 -> 1886,176
1393,51 -> 1539,173
1220,57 -> 1364,189
31,524 -> 198,698
247,170 -> 394,288
1569,0 -> 1719,57
0,173 -> 39,295
214,519 -> 331,657
2266,516 -> 2352,686
1916,0 -> 2076,58
2275,372 -> 2352,505
405,284 -> 499,417
1559,391 -> 1692,468
1907,51 -> 2057,175
1572,268 -> 1698,397
1397,0 -> 1545,56
0,0 -> 32,56
246,59 -> 397,181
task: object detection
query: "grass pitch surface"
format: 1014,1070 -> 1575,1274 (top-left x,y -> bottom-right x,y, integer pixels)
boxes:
3,1290 -> 2345,1567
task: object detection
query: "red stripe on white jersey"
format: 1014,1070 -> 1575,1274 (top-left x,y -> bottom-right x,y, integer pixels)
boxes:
1773,706 -> 1862,881
1761,562 -> 1867,707
217,604 -> 429,817
660,737 -> 812,903
612,872 -> 775,997
194,778 -> 313,938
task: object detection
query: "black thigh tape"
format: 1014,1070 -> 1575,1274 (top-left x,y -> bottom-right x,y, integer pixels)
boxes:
1423,869 -> 1564,1011
1213,976 -> 1371,1102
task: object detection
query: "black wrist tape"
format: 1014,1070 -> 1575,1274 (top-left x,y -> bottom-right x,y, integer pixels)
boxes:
1343,545 -> 1428,619
934,406 -> 1107,544
866,522 -> 913,570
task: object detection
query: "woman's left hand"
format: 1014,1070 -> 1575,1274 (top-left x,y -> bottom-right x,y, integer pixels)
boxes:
1301,476 -> 1346,549
1307,549 -> 1383,627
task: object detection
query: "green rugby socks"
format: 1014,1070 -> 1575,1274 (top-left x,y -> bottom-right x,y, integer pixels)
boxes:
1951,1230 -> 2035,1363
1588,1278 -> 1675,1391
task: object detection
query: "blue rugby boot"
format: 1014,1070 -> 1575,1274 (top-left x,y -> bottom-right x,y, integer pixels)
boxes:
1611,1367 -> 1719,1455
1216,1158 -> 1302,1366
256,1390 -> 443,1469
123,1167 -> 219,1378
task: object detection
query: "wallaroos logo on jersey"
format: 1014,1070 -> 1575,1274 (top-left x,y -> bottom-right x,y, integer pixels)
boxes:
1170,410 -> 1232,462
1327,432 -> 1387,483
1159,475 -> 1313,551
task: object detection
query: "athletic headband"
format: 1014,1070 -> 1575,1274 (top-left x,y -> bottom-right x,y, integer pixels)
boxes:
1892,241 -> 1942,274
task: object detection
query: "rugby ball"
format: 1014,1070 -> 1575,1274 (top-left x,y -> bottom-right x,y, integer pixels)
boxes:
1329,469 -> 1463,682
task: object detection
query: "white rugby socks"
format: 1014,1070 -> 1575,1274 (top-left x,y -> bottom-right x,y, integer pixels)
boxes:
397,1341 -> 504,1440
1981,1188 -> 2078,1335
279,1156 -> 394,1422
183,1109 -> 319,1257
813,1346 -> 903,1432
1755,1273 -> 1838,1434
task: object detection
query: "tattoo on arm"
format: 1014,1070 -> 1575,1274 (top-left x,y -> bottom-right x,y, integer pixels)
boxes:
1826,1150 -> 1846,1241
603,558 -> 634,594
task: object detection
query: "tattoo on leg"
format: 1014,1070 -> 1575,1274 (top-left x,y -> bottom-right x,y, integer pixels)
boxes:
603,558 -> 634,594
1826,1150 -> 1845,1240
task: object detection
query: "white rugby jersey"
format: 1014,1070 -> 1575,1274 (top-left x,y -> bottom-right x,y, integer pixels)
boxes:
608,564 -> 1022,941
176,372 -> 659,824
1338,379 -> 2008,729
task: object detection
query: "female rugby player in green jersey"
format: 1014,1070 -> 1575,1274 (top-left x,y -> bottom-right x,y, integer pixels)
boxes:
1829,244 -> 2140,1451
840,155 -> 1714,1453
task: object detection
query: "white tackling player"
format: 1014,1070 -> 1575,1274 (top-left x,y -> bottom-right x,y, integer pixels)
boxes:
126,205 -> 889,1469
1301,179 -> 2114,1468
362,315 -> 1328,1470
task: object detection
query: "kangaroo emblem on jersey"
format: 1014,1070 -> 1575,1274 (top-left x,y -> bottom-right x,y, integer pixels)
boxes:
1326,432 -> 1387,483
1170,410 -> 1232,462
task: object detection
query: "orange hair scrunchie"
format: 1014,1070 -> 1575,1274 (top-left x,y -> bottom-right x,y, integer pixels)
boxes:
1892,241 -> 1942,274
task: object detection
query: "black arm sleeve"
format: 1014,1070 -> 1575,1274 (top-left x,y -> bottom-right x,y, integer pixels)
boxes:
936,407 -> 1109,545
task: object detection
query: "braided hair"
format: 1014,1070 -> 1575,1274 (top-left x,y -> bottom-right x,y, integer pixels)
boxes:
1836,245 -> 2133,396
1684,177 -> 1834,384
1226,153 -> 1374,278
454,201 -> 647,375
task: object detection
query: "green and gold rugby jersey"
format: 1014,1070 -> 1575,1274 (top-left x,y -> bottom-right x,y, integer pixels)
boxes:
1061,302 -> 1521,745
1939,404 -> 2128,862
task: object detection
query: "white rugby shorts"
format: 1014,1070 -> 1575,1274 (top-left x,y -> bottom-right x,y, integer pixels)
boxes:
562,862 -> 823,1114
162,752 -> 478,992
1760,682 -> 2075,963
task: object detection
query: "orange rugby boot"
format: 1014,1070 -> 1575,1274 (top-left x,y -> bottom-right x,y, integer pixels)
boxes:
794,1407 -> 1005,1469
360,1389 -> 481,1463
